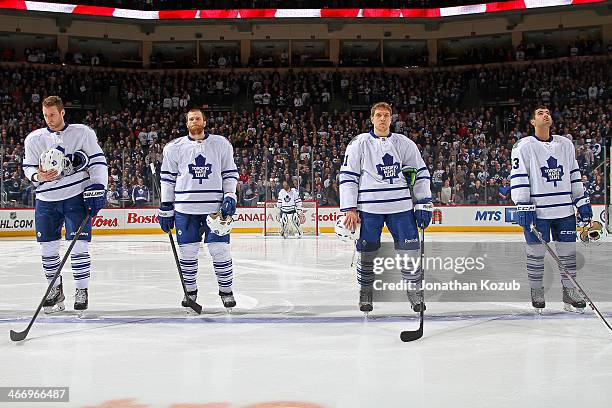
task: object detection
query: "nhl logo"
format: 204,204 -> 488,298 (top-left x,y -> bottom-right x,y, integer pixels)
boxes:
9,212 -> 16,220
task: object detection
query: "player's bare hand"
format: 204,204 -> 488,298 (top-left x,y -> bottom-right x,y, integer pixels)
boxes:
37,166 -> 60,182
344,209 -> 360,232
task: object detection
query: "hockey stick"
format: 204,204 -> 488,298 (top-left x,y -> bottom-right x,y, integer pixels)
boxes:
530,224 -> 612,333
10,214 -> 91,342
150,163 -> 202,315
400,225 -> 425,342
400,166 -> 425,342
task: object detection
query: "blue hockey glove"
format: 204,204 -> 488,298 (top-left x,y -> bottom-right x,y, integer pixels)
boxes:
158,202 -> 175,233
577,203 -> 592,225
83,184 -> 106,216
221,196 -> 236,217
516,202 -> 536,229
414,199 -> 433,229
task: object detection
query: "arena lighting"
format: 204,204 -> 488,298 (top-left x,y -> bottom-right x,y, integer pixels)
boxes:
0,0 -> 604,20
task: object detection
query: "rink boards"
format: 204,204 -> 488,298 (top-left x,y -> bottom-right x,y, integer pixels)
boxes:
0,205 -> 608,236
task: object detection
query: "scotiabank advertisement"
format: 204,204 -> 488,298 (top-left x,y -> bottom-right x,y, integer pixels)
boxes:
0,205 -> 608,236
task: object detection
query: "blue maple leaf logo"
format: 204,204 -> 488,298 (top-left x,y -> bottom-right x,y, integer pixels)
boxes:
188,154 -> 212,184
540,156 -> 564,187
376,153 -> 400,184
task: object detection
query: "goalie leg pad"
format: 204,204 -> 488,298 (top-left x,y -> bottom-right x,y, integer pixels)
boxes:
291,212 -> 302,235
41,239 -> 61,287
280,212 -> 290,237
178,242 -> 200,292
207,242 -> 233,293
71,240 -> 90,289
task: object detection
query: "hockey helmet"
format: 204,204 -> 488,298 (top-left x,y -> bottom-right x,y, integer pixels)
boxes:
207,212 -> 233,236
335,214 -> 360,243
39,148 -> 67,174
577,220 -> 607,244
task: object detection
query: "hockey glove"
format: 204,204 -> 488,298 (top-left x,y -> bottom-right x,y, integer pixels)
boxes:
577,203 -> 593,225
414,199 -> 434,229
83,184 -> 106,216
516,202 -> 536,229
221,196 -> 236,217
158,202 -> 175,233
401,166 -> 417,188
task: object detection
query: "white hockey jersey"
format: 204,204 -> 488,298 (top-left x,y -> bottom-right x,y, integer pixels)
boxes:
161,133 -> 238,215
22,124 -> 108,202
511,134 -> 587,219
339,131 -> 431,214
277,188 -> 302,213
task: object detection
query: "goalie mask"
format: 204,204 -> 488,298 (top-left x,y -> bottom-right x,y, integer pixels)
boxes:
206,212 -> 233,236
577,220 -> 607,244
39,148 -> 66,174
335,214 -> 360,243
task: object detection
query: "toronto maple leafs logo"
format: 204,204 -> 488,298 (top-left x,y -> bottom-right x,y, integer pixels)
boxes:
540,156 -> 564,187
376,153 -> 400,184
188,154 -> 212,184
284,195 -> 291,202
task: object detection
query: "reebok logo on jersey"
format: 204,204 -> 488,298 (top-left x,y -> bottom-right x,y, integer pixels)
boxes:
540,156 -> 564,187
376,153 -> 400,184
188,154 -> 213,184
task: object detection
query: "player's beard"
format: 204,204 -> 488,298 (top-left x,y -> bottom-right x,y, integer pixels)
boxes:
188,123 -> 205,137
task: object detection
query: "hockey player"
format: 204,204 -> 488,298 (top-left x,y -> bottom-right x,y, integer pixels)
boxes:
511,106 -> 592,313
339,102 -> 433,314
22,96 -> 108,315
276,180 -> 303,238
157,108 -> 238,311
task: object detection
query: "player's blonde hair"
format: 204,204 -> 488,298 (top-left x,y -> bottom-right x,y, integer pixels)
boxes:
42,96 -> 64,111
370,102 -> 392,118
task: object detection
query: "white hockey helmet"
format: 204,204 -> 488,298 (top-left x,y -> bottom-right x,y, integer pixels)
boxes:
577,220 -> 607,244
206,212 -> 233,236
39,148 -> 66,174
335,214 -> 360,243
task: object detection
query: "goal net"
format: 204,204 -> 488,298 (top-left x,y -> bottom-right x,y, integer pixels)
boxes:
263,200 -> 319,236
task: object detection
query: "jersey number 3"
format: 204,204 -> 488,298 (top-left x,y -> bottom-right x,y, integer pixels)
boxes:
513,158 -> 519,169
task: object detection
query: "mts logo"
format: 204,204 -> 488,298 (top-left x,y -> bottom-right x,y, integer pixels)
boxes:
475,210 -> 501,221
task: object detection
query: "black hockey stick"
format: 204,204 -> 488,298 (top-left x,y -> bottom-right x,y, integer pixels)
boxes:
150,163 -> 202,315
10,214 -> 91,342
400,166 -> 425,342
530,224 -> 612,333
400,225 -> 425,342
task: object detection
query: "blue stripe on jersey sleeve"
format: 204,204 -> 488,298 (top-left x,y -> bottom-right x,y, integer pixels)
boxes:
416,166 -> 427,174
222,176 -> 239,180
88,153 -> 105,159
570,179 -> 582,184
22,164 -> 38,168
510,184 -> 530,190
416,176 -> 430,181
339,179 -> 358,185
570,169 -> 580,174
161,178 -> 176,184
221,169 -> 239,174
161,171 -> 178,176
89,162 -> 108,167
340,170 -> 360,178
510,173 -> 528,179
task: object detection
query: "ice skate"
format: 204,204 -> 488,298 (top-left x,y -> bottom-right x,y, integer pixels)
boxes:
43,276 -> 65,314
531,287 -> 545,315
407,290 -> 426,313
219,291 -> 236,312
182,290 -> 198,315
74,288 -> 88,318
563,287 -> 586,313
359,289 -> 373,315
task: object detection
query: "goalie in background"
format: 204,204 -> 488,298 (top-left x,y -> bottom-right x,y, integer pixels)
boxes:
276,181 -> 304,238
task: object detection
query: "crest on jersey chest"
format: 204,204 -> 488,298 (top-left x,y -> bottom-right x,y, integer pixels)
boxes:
188,154 -> 213,184
284,195 -> 291,202
540,156 -> 564,187
376,153 -> 400,183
